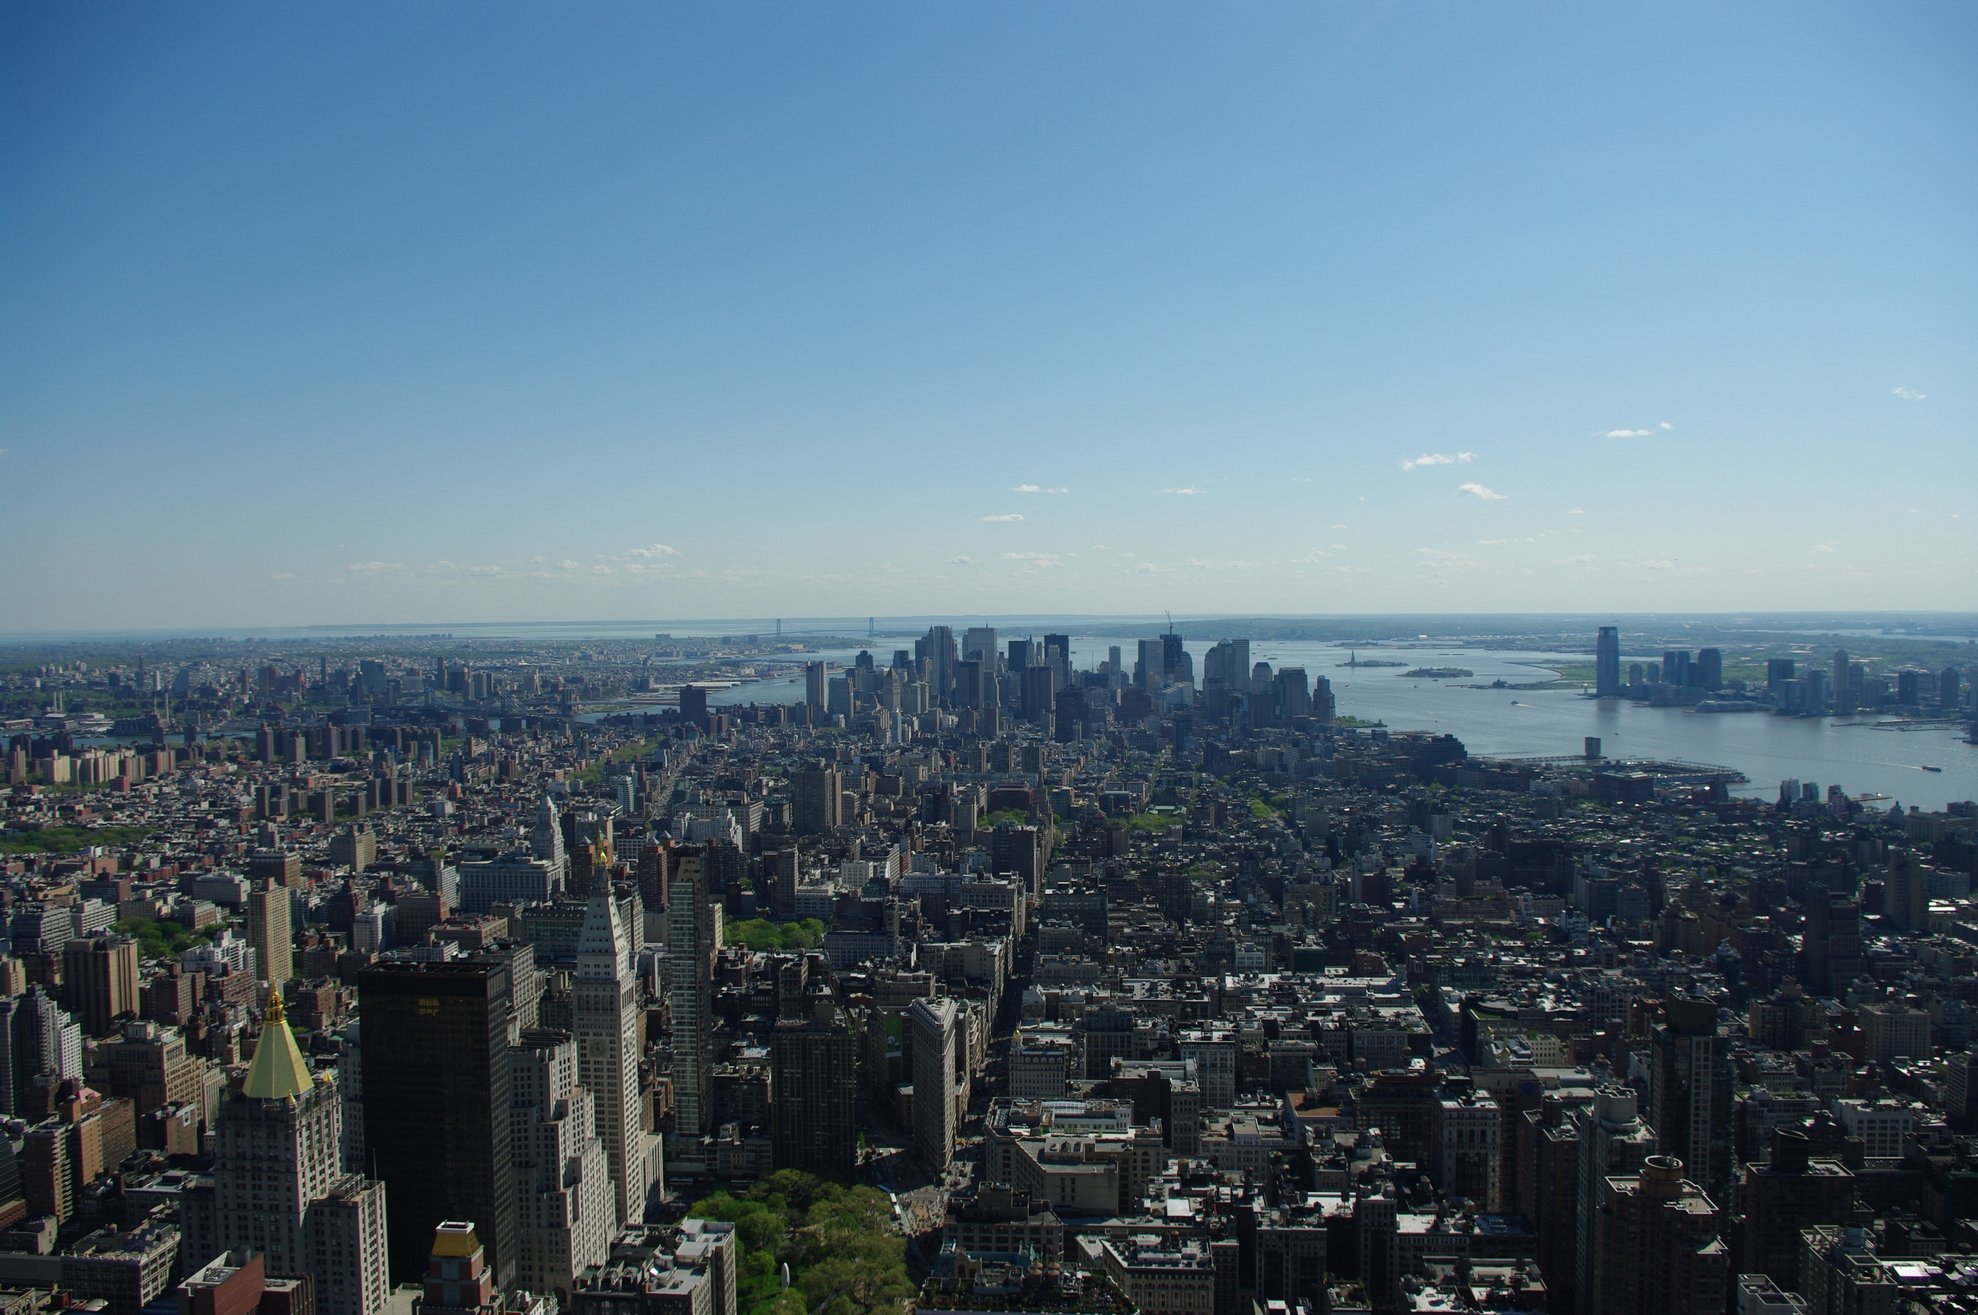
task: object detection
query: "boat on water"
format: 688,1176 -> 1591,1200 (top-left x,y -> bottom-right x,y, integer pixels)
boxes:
1922,765 -> 1943,773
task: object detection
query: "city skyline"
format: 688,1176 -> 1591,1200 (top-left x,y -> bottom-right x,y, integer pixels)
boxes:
3,3 -> 1974,631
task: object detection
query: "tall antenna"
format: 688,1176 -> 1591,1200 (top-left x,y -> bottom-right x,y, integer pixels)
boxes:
1166,610 -> 1174,634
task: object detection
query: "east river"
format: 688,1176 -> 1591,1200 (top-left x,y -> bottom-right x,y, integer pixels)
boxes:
704,636 -> 1976,813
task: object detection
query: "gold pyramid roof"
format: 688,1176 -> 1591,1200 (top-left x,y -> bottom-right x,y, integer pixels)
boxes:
243,987 -> 315,1101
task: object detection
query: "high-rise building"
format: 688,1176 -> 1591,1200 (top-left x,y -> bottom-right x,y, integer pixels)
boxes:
1043,633 -> 1071,689
1884,849 -> 1927,934
510,1029 -> 615,1300
1575,1086 -> 1655,1313
909,997 -> 960,1172
62,935 -> 140,1037
1590,624 -> 1621,696
531,796 -> 566,873
792,765 -> 842,835
1695,647 -> 1723,691
1592,1156 -> 1727,1315
358,958 -> 518,1288
248,881 -> 293,987
1734,1127 -> 1854,1291
1649,996 -> 1731,1195
184,989 -> 392,1315
574,893 -> 655,1225
667,851 -> 717,1140
1802,891 -> 1864,996
770,1004 -> 859,1177
962,626 -> 999,669
1021,665 -> 1055,730
0,986 -> 82,1116
801,661 -> 826,721
921,625 -> 957,702
1831,649 -> 1853,713
1135,640 -> 1164,697
1161,631 -> 1190,688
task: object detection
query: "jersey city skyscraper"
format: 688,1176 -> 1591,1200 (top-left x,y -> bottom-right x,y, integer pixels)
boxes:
1596,626 -> 1622,698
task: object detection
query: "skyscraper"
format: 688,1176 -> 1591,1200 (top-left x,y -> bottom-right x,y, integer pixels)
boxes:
916,626 -> 957,702
248,880 -> 293,987
358,959 -> 518,1289
574,892 -> 656,1225
62,934 -> 140,1037
187,989 -> 392,1315
962,626 -> 999,669
667,851 -> 717,1141
1649,996 -> 1730,1196
770,1004 -> 859,1177
510,1029 -> 615,1300
531,796 -> 566,875
0,986 -> 81,1116
792,764 -> 842,835
1591,1156 -> 1727,1315
909,996 -> 960,1172
1136,639 -> 1164,696
1596,626 -> 1621,698
804,662 -> 827,720
1574,1086 -> 1654,1313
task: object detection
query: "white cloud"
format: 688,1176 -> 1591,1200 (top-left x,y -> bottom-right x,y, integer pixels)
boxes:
429,559 -> 507,577
1627,558 -> 1677,571
1604,428 -> 1655,439
1157,486 -> 1199,496
981,513 -> 1025,523
1892,386 -> 1926,401
1400,451 -> 1477,471
1133,561 -> 1174,574
1567,506 -> 1586,515
1290,548 -> 1332,563
1415,547 -> 1482,577
1002,551 -> 1060,566
271,570 -> 294,580
1012,483 -> 1069,494
1812,541 -> 1838,554
1459,483 -> 1507,500
1478,536 -> 1536,545
1659,421 -> 1674,430
623,543 -> 680,559
949,555 -> 974,565
347,561 -> 407,574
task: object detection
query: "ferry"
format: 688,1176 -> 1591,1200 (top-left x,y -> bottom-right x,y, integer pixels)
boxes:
1921,765 -> 1943,773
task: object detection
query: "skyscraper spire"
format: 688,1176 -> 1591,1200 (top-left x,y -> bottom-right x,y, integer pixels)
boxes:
243,986 -> 314,1102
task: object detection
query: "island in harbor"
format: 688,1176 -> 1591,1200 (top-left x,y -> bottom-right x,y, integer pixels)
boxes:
1402,666 -> 1474,679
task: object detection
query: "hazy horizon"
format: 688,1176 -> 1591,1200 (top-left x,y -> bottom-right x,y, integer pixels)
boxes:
3,4 -> 1973,631
8,608 -> 1977,647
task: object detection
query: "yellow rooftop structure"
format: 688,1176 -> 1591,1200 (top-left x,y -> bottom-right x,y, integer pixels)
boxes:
242,987 -> 315,1101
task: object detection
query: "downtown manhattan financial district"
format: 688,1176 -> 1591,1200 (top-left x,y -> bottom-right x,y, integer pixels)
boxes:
1,614 -> 1977,1315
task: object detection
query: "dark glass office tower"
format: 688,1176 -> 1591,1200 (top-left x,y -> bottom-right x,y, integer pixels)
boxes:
1596,626 -> 1622,697
358,959 -> 516,1290
770,1004 -> 859,1176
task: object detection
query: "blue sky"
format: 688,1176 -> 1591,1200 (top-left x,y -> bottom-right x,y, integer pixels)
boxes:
3,2 -> 1973,631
